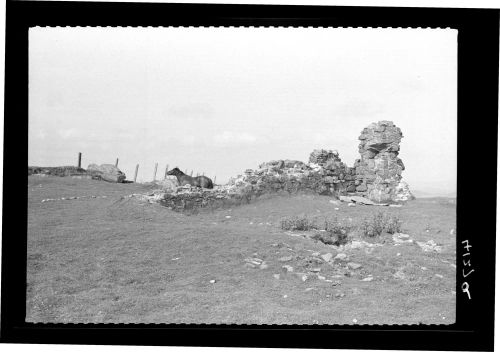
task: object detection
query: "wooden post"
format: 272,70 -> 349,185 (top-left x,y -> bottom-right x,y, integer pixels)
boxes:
153,163 -> 158,181
77,152 -> 82,168
214,176 -> 216,184
190,170 -> 193,176
115,158 -> 119,167
134,164 -> 139,182
164,164 -> 169,179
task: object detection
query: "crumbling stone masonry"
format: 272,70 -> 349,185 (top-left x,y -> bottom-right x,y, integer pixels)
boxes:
353,121 -> 408,203
135,121 -> 413,211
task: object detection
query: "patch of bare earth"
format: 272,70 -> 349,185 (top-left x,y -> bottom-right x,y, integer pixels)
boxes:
27,176 -> 456,324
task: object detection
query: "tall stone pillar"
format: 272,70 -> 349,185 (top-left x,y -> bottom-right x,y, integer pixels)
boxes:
354,121 -> 412,202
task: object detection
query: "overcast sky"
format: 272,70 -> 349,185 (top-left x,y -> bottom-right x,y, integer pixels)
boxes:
29,27 -> 457,195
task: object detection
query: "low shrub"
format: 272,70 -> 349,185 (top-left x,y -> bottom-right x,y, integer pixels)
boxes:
361,211 -> 402,237
385,215 -> 402,234
324,217 -> 353,245
310,231 -> 338,245
281,215 -> 354,246
280,215 -> 318,231
309,217 -> 353,246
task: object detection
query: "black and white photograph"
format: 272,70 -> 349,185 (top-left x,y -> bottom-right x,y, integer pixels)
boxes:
26,25 -> 459,325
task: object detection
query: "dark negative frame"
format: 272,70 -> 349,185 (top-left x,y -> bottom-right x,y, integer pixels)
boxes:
2,1 -> 498,350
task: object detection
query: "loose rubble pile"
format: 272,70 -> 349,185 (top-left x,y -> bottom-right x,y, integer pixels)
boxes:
33,121 -> 414,208
130,121 -> 415,211
353,121 -> 414,203
86,164 -> 126,183
28,166 -> 87,177
226,150 -> 356,198
28,163 -> 127,183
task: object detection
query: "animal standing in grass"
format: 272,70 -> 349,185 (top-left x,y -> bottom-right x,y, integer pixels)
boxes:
166,167 -> 214,189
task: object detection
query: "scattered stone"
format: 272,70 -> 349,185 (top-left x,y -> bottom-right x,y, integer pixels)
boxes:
450,229 -> 455,235
244,263 -> 256,269
396,253 -> 401,256
335,292 -> 345,298
392,233 -> 413,244
273,274 -> 280,280
87,163 -> 126,183
260,263 -> 269,270
225,215 -> 231,219
295,273 -> 308,282
282,265 -> 294,272
209,280 -> 216,284
352,318 -> 358,323
348,203 -> 356,207
321,253 -> 333,262
310,268 -> 321,272
389,204 -> 403,207
452,291 -> 456,295
393,270 -> 406,280
311,252 -> 320,257
329,199 -> 341,205
341,195 -> 387,206
450,264 -> 456,269
171,257 -> 180,261
361,277 -> 373,282
421,267 -> 427,271
435,274 -> 444,279
417,240 -> 442,253
347,262 -> 362,270
317,275 -> 326,280
283,295 -> 288,298
334,253 -> 348,261
305,287 -> 316,292
331,280 -> 341,286
334,208 -> 340,210
279,256 -> 293,262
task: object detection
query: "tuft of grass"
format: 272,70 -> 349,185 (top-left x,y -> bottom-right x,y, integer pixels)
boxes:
281,215 -> 353,246
385,215 -> 402,234
360,211 -> 402,237
323,217 -> 353,245
280,215 -> 318,231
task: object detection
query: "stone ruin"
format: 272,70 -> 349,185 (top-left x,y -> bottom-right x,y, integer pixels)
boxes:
28,164 -> 127,183
353,121 -> 409,203
147,121 -> 414,211
27,121 -> 411,210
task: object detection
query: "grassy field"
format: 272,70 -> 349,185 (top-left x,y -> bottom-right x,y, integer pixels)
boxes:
27,176 -> 456,324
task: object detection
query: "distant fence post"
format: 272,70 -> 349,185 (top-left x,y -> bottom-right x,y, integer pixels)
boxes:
77,152 -> 82,168
153,163 -> 158,181
164,164 -> 169,180
134,164 -> 139,183
115,158 -> 119,167
214,176 -> 216,184
190,170 -> 193,176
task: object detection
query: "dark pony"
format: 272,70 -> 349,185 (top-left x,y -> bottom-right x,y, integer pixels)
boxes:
166,167 -> 214,189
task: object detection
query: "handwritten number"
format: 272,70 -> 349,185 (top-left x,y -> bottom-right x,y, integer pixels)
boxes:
461,240 -> 472,251
463,268 -> 474,278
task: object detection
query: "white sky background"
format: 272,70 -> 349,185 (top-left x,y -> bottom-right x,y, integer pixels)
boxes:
29,27 -> 457,195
